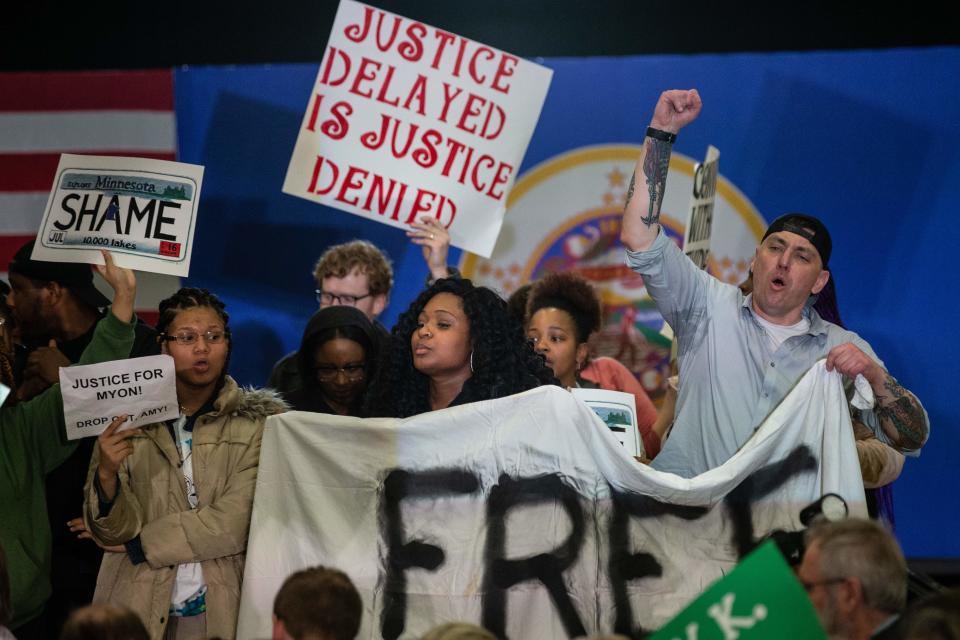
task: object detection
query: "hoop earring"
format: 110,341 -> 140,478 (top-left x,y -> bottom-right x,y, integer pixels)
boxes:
469,350 -> 475,373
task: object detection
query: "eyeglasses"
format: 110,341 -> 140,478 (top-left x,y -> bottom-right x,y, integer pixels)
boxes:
160,330 -> 227,346
315,364 -> 366,382
799,577 -> 847,592
316,290 -> 373,307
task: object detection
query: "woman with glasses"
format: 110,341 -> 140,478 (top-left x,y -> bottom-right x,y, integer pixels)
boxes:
284,306 -> 379,416
366,278 -> 557,418
81,287 -> 286,639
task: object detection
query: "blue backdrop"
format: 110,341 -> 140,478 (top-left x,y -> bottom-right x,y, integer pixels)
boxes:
175,47 -> 959,558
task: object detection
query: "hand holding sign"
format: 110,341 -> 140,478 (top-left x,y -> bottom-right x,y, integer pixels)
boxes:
407,216 -> 451,281
95,249 -> 136,324
96,416 -> 140,501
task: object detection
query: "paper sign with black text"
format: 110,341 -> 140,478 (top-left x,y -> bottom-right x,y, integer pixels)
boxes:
60,355 -> 179,440
683,145 -> 720,270
283,0 -> 553,258
32,154 -> 204,277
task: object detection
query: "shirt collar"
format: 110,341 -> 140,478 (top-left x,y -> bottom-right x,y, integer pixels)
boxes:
741,293 -> 830,337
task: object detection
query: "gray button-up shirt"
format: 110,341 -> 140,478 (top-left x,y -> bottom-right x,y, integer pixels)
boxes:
626,230 -> 921,478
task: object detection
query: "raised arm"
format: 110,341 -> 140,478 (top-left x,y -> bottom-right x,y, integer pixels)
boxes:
620,90 -> 702,252
407,215 -> 454,283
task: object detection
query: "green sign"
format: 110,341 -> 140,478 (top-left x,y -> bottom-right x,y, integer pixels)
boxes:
650,541 -> 826,640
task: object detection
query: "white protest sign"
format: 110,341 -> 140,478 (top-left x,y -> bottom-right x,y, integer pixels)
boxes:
283,0 -> 553,258
31,154 -> 204,277
60,355 -> 179,440
571,387 -> 642,457
682,145 -> 720,270
237,363 -> 866,639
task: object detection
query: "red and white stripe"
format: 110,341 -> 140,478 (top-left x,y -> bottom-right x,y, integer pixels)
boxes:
0,70 -> 181,324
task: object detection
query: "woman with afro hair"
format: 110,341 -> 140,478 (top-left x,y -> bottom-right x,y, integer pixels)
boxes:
366,278 -> 556,418
526,272 -> 660,458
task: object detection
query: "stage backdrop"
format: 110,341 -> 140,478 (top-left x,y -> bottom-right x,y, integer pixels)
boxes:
173,47 -> 959,559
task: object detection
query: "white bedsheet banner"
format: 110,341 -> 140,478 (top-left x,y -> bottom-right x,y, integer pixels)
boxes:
238,361 -> 866,639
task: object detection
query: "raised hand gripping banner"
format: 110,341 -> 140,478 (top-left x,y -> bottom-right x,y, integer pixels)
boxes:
238,361 -> 865,639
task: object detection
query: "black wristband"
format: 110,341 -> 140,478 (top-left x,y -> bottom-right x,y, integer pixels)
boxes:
646,127 -> 677,144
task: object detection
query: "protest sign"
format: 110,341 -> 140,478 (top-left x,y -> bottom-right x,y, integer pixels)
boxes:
60,354 -> 179,440
683,145 -> 720,270
283,0 -> 553,258
237,361 -> 866,639
650,541 -> 826,640
571,387 -> 642,457
31,154 -> 204,277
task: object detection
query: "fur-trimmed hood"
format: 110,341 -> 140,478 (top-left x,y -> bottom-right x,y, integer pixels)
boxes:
214,375 -> 288,420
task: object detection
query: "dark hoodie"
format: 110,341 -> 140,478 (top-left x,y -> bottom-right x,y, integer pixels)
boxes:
284,306 -> 380,416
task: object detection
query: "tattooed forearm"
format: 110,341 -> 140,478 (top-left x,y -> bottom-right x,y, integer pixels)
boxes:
624,171 -> 637,212
875,376 -> 927,450
640,136 -> 672,227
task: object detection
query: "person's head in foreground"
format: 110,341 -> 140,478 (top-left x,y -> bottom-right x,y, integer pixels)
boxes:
750,213 -> 832,325
59,604 -> 149,640
368,278 -> 556,417
526,272 -> 603,388
291,305 -> 380,416
798,517 -> 907,640
313,240 -> 394,321
156,287 -> 231,403
273,566 -> 362,640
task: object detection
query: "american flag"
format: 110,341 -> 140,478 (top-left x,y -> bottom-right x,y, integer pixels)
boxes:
0,69 -> 181,323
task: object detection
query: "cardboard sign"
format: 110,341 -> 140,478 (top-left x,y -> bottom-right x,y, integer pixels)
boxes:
32,154 -> 204,277
682,145 -> 720,270
650,541 -> 826,640
60,355 -> 179,440
283,0 -> 553,258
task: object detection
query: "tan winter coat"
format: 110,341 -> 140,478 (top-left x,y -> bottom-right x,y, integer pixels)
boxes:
83,377 -> 286,639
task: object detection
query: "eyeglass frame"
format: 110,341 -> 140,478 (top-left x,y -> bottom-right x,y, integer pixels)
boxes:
315,289 -> 374,307
159,329 -> 230,346
314,363 -> 367,382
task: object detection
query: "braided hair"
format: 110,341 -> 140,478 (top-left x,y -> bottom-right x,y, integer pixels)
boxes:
155,287 -> 232,377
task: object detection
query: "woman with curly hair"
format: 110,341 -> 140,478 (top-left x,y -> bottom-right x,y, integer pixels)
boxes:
526,272 -> 660,458
366,278 -> 556,418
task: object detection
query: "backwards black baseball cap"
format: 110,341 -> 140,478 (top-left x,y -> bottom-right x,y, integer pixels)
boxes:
762,213 -> 832,268
8,239 -> 111,309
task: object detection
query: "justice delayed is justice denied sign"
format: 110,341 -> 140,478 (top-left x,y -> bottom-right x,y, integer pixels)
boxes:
283,0 -> 553,258
32,154 -> 204,277
60,355 -> 179,440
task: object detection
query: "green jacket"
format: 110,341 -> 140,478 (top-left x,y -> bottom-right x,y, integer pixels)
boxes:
0,312 -> 135,630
